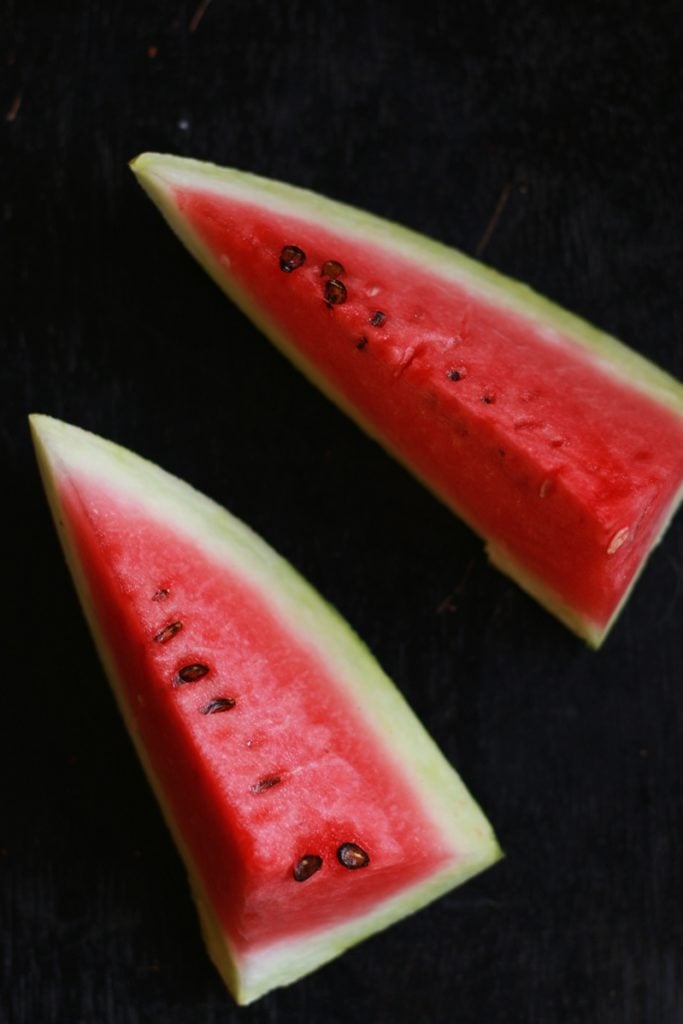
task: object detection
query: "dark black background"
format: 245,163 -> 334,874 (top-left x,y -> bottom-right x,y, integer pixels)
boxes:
3,2 -> 683,1022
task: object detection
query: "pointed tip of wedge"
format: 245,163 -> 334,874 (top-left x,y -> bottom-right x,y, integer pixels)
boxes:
28,411 -> 58,446
129,151 -> 163,175
129,152 -> 216,208
129,151 -> 208,181
129,152 -> 171,194
29,413 -> 80,445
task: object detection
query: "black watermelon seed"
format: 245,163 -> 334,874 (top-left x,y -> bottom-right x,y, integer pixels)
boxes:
201,697 -> 236,714
251,774 -> 282,793
447,369 -> 463,381
337,842 -> 370,869
369,310 -> 386,327
321,259 -> 345,278
177,663 -> 209,684
293,854 -> 323,882
152,588 -> 170,601
324,278 -> 347,305
279,245 -> 306,272
356,336 -> 368,350
481,393 -> 495,404
154,621 -> 183,644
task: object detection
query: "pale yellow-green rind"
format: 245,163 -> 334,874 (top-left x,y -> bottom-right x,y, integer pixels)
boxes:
30,414 -> 501,1005
129,153 -> 683,647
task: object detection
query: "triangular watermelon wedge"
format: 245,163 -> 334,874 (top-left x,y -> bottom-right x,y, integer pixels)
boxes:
131,153 -> 683,647
31,414 -> 501,1005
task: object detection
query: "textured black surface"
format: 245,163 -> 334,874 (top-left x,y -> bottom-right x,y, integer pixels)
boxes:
3,2 -> 683,1022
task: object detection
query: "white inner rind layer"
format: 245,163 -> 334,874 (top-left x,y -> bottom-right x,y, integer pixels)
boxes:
30,414 -> 502,1005
129,153 -> 683,648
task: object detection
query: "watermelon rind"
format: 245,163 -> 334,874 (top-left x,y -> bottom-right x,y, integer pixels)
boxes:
129,153 -> 683,647
30,414 -> 501,1004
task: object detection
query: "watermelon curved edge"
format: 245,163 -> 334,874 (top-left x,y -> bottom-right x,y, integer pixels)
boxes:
30,414 -> 502,1004
129,153 -> 683,647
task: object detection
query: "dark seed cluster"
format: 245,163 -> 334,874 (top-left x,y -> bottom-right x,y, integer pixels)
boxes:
277,243 -> 488,405
277,246 -> 387,364
291,842 -> 370,882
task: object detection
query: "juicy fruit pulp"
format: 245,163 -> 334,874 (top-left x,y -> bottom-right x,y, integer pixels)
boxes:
31,415 -> 500,1004
131,153 -> 683,646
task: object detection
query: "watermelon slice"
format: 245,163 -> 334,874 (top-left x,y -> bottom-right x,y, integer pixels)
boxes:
130,153 -> 683,647
30,414 -> 501,1005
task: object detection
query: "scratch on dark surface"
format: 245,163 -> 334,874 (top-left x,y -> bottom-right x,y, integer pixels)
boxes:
188,0 -> 212,32
476,182 -> 512,258
437,557 -> 478,613
659,551 -> 682,626
5,93 -> 21,123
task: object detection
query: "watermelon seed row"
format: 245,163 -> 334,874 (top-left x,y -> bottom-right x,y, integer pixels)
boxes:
149,604 -> 301,825
278,245 -> 482,401
278,244 -> 505,409
150,585 -> 370,883
150,604 -> 237,709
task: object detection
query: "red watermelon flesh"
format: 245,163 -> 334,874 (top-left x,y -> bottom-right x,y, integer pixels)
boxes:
131,154 -> 683,646
31,415 -> 500,1004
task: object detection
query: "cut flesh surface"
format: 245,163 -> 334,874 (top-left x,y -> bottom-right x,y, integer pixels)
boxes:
131,153 -> 683,646
31,415 -> 501,1005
